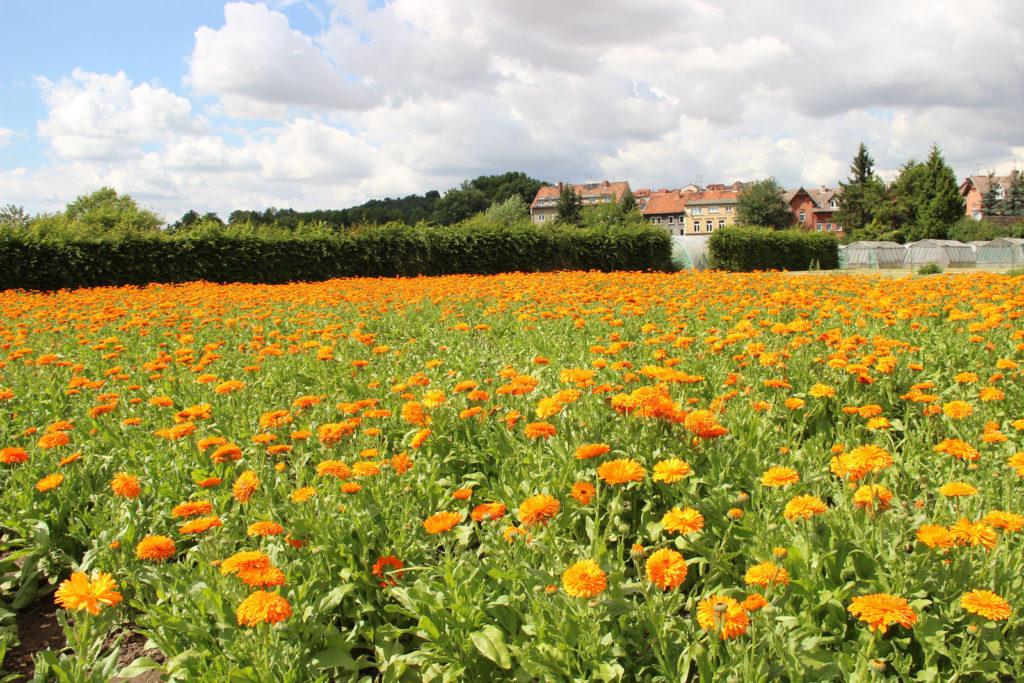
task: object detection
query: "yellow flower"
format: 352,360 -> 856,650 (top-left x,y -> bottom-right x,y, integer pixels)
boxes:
651,458 -> 693,483
561,560 -> 607,598
55,571 -> 123,615
960,590 -> 1011,621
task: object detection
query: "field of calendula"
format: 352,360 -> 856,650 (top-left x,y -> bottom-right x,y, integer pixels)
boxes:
1,270 -> 1022,682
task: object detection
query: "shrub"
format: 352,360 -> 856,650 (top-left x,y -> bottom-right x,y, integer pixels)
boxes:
0,222 -> 673,291
707,226 -> 839,272
917,263 -> 943,275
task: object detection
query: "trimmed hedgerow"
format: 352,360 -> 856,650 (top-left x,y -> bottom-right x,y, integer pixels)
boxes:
707,226 -> 839,272
0,223 -> 673,291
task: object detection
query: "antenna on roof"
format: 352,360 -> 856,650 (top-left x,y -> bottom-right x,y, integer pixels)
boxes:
694,174 -> 704,187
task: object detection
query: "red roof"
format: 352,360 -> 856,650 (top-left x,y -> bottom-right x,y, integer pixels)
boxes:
642,190 -> 687,215
530,180 -> 630,209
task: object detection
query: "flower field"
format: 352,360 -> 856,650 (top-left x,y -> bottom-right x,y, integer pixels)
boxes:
1,270 -> 1022,681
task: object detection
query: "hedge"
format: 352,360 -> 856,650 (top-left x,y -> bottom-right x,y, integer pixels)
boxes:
707,226 -> 839,271
0,223 -> 673,291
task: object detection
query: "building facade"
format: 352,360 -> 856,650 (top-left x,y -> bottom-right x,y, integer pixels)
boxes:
530,180 -> 631,223
641,190 -> 688,234
959,173 -> 1018,220
785,186 -> 844,236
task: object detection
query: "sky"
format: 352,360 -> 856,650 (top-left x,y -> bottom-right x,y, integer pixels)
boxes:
1,0 -> 1022,221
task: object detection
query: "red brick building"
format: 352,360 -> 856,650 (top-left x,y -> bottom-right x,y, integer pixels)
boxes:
959,173 -> 1018,220
785,186 -> 844,236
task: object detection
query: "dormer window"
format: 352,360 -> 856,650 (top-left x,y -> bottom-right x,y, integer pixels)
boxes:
995,186 -> 1005,200
829,199 -> 838,208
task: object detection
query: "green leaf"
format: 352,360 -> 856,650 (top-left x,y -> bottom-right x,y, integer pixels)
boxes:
312,634 -> 361,671
470,625 -> 511,669
116,657 -> 163,679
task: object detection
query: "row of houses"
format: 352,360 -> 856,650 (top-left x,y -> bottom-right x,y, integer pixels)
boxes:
530,180 -> 845,236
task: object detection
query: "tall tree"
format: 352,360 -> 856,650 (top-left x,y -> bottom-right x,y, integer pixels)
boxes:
1005,171 -> 1024,216
619,187 -> 637,212
981,171 -> 1002,216
64,187 -> 162,235
835,142 -> 884,234
736,177 -> 792,229
555,185 -> 582,225
0,204 -> 29,229
911,144 -> 964,241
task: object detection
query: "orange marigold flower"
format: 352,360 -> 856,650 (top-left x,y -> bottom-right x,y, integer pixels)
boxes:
135,535 -> 176,562
662,506 -> 704,535
391,452 -> 414,474
916,524 -> 953,549
247,521 -> 284,536
809,383 -> 835,398
290,487 -> 316,503
942,400 -> 973,420
518,494 -> 560,526
561,560 -> 607,598
597,458 -> 646,485
761,466 -> 799,488
38,432 -> 70,449
784,397 -> 805,411
258,410 -> 292,430
171,500 -> 213,518
744,561 -> 790,587
829,444 -> 893,482
646,548 -> 687,591
949,518 -> 997,549
524,422 -> 556,439
36,473 -> 64,492
452,488 -> 473,500
409,428 -> 431,449
571,482 -> 595,505
934,438 -> 980,462
983,510 -> 1023,533
54,571 -> 122,615
684,410 -> 728,439
0,447 -> 29,464
852,484 -> 893,512
195,476 -> 222,488
352,461 -> 381,478
340,482 -> 362,494
938,481 -> 977,498
783,494 -> 828,521
232,470 -> 259,503
848,593 -> 918,633
372,555 -> 404,587
423,511 -> 462,534
960,590 -> 1011,621
742,593 -> 768,612
111,472 -> 141,499
210,443 -> 243,463
316,459 -> 352,479
652,458 -> 693,483
697,595 -> 749,639
470,502 -> 507,522
574,443 -> 610,460
58,451 -> 82,467
178,515 -> 223,534
214,380 -> 245,394
236,590 -> 291,627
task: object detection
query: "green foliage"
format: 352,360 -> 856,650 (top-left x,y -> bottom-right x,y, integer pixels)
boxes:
0,204 -> 29,230
619,187 -> 637,212
835,143 -> 886,234
947,217 -> 1010,242
917,263 -> 943,275
0,222 -> 673,290
707,226 -> 839,271
555,186 -> 582,226
912,145 -> 965,240
61,187 -> 162,236
981,171 -> 1002,216
578,201 -> 646,230
736,177 -> 792,229
1006,171 -> 1024,216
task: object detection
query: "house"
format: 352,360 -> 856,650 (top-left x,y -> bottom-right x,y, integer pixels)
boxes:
959,173 -> 1018,220
642,190 -> 688,235
682,184 -> 743,235
632,188 -> 652,210
530,180 -> 631,223
786,186 -> 844,236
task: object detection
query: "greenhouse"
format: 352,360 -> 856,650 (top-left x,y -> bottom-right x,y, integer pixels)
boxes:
976,237 -> 1024,267
670,235 -> 710,270
903,240 -> 976,268
840,241 -> 907,269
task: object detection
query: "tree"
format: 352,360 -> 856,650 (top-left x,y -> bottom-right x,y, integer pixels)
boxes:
0,204 -> 29,229
555,185 -> 582,225
736,177 -> 792,229
911,144 -> 964,241
432,183 -> 490,225
619,187 -> 637,212
981,171 -> 1002,216
1003,171 -> 1024,216
835,143 -> 885,234
63,187 -> 162,235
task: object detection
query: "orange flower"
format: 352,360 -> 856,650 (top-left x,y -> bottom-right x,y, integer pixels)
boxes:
575,443 -> 610,460
571,482 -> 595,505
983,510 -> 1024,533
524,422 -> 556,439
561,560 -> 607,598
110,472 -> 141,499
232,470 -> 259,503
744,561 -> 790,587
409,428 -> 431,449
423,511 -> 462,534
210,443 -> 243,463
829,445 -> 892,482
760,466 -> 799,488
852,484 -> 893,512
661,507 -> 704,535
178,515 -> 223,534
742,593 -> 768,612
195,477 -> 222,488
171,500 -> 213,518
135,535 -> 176,562
372,555 -> 404,587
949,518 -> 997,549
651,458 -> 693,483
646,548 -> 687,590
916,524 -> 953,549
35,473 -> 64,492
470,502 -> 507,522
684,410 -> 728,439
0,447 -> 29,464
848,593 -> 918,633
38,432 -> 70,449
236,591 -> 291,627
934,438 -> 979,462
597,458 -> 646,485
316,460 -> 352,479
517,494 -> 560,526
938,481 -> 977,498
783,494 -> 828,521
54,571 -> 122,615
960,590 -> 1011,621
697,595 -> 749,639
247,521 -> 284,536
942,400 -> 973,420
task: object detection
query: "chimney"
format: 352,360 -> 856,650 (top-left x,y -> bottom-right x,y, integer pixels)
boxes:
557,182 -> 564,192
819,185 -> 827,193
602,179 -> 610,187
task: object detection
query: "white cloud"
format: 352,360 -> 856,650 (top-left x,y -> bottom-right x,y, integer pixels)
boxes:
0,128 -> 11,149
4,0 -> 1024,218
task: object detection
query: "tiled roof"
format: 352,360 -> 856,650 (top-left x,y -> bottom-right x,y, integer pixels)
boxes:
685,189 -> 739,205
530,181 -> 630,209
962,173 -> 1017,196
787,186 -> 839,212
642,190 -> 688,215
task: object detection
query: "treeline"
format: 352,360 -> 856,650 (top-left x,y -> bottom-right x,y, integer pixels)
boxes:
835,143 -> 1024,243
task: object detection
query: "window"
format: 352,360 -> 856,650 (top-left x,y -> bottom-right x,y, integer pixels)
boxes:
694,221 -> 701,232
691,207 -> 702,216
799,210 -> 806,223
654,217 -> 662,224
995,186 -> 1005,200
829,199 -> 837,208
725,205 -> 733,213
816,222 -> 823,231
826,223 -> 832,231
537,213 -> 545,222
708,205 -> 719,213
706,220 -> 713,231
718,218 -> 725,228
668,216 -> 675,224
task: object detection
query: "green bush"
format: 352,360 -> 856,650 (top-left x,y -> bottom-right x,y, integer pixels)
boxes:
0,222 -> 673,291
917,263 -> 943,275
706,226 -> 839,272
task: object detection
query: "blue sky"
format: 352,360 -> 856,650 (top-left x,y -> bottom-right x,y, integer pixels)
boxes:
1,1 -> 1021,220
